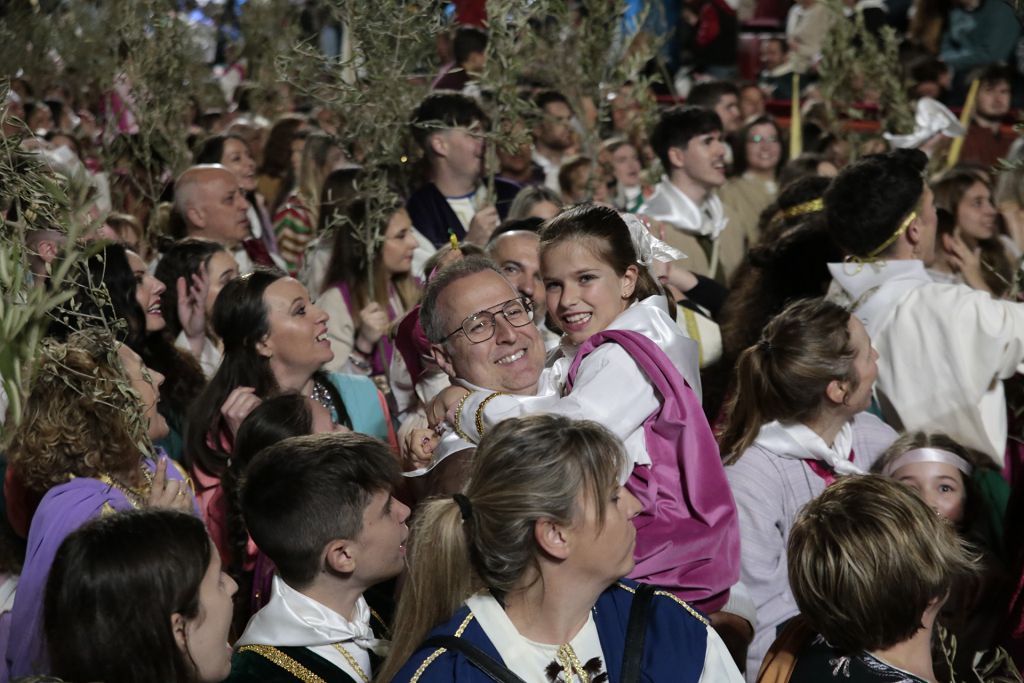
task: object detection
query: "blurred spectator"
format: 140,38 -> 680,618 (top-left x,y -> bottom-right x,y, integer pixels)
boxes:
960,65 -> 1017,169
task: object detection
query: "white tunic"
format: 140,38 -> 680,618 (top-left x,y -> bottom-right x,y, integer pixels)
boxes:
827,258 -> 1024,465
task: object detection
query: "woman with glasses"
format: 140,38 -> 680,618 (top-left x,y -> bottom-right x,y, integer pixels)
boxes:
719,116 -> 786,268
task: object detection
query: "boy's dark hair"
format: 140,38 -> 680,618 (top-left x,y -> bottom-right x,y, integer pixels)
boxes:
762,36 -> 788,55
824,149 -> 927,258
687,80 -> 740,110
453,26 -> 488,65
534,90 -> 572,115
241,432 -> 400,588
971,63 -> 1014,89
410,92 -> 485,150
649,106 -> 723,172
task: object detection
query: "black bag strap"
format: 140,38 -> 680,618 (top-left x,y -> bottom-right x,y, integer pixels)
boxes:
421,635 -> 529,683
620,583 -> 657,683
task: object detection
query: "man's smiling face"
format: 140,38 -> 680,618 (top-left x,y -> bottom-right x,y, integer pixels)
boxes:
431,270 -> 546,395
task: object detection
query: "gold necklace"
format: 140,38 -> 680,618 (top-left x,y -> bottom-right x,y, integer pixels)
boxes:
331,642 -> 370,683
555,644 -> 589,683
104,463 -> 154,509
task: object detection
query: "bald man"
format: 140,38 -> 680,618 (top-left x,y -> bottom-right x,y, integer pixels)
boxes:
175,164 -> 263,273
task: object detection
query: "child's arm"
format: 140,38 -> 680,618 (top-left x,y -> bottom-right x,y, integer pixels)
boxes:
455,345 -> 660,445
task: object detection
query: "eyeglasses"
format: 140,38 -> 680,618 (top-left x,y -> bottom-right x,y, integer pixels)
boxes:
749,134 -> 780,144
443,298 -> 535,344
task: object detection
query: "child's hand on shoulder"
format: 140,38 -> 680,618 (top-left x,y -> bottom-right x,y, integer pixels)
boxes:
427,385 -> 471,428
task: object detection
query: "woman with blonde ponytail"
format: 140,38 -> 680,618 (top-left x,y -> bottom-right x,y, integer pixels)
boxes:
719,297 -> 897,680
383,414 -> 743,683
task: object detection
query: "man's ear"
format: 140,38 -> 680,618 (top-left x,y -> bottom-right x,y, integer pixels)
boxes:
906,214 -> 924,246
186,204 -> 206,230
534,518 -> 571,560
431,343 -> 457,378
324,538 -> 357,575
429,131 -> 448,159
170,612 -> 188,653
666,146 -> 687,172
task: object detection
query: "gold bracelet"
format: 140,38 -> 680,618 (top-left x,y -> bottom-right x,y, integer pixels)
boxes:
452,392 -> 473,442
475,392 -> 508,439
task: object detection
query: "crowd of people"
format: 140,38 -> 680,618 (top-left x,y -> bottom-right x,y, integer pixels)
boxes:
4,0 -> 1024,681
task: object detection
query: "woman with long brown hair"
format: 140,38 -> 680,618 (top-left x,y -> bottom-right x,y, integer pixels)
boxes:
317,186 -> 421,376
719,297 -> 897,677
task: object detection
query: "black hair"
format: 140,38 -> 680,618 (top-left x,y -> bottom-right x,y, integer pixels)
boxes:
410,92 -> 485,150
824,149 -> 927,258
241,432 -> 400,587
192,133 -> 250,166
649,106 -> 723,173
687,81 -> 741,111
45,509 -> 210,683
154,238 -> 230,339
185,268 -> 348,479
533,89 -> 572,114
224,394 -> 314,576
971,63 -> 1014,89
453,26 -> 488,65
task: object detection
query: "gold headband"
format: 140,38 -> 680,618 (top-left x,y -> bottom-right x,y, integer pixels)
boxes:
781,197 -> 824,220
867,210 -> 917,259
844,210 -> 918,273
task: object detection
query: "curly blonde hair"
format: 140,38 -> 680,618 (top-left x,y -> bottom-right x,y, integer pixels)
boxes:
7,331 -> 147,493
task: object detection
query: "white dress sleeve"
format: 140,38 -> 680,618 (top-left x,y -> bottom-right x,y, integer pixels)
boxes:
456,344 -> 660,449
698,626 -> 746,683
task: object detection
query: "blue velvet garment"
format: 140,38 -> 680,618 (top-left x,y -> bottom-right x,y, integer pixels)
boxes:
405,179 -> 520,248
393,580 -> 710,682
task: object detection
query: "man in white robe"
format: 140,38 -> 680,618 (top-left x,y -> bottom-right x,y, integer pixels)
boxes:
825,148 -> 1024,466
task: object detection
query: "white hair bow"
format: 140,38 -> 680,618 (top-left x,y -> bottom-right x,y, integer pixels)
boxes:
621,213 -> 687,265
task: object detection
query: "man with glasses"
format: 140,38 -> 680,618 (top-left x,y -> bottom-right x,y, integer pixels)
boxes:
408,256 -> 547,494
406,92 -> 520,248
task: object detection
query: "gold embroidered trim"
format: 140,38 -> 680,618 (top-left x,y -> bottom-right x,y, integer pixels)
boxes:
475,392 -> 507,438
614,582 -> 710,626
408,613 -> 476,683
238,644 -> 327,683
654,590 -> 710,626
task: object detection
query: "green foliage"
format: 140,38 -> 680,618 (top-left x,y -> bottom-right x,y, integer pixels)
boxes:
0,90 -> 141,441
818,0 -> 914,147
279,0 -> 443,296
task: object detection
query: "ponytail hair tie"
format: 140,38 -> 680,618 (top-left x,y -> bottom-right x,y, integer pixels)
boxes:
758,339 -> 772,353
452,493 -> 473,522
621,213 -> 686,266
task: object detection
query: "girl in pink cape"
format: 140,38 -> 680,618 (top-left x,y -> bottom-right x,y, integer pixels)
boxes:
431,205 -> 742,623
